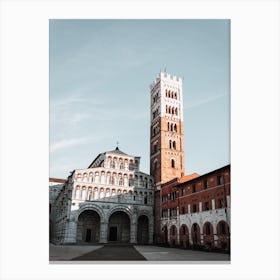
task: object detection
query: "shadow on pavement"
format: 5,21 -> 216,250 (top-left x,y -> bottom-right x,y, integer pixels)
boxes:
71,244 -> 146,261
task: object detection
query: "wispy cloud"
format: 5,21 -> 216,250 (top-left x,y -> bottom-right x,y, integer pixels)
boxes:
185,93 -> 228,109
52,90 -> 87,109
50,137 -> 94,153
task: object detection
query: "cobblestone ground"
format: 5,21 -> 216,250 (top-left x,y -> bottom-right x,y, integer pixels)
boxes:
49,244 -> 230,262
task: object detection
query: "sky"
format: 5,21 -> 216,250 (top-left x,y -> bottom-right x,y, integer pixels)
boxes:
49,19 -> 230,179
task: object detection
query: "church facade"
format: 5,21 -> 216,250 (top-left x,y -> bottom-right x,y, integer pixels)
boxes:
50,71 -> 230,251
50,148 -> 154,244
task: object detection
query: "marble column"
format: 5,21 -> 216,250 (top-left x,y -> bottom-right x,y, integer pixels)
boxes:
99,222 -> 108,243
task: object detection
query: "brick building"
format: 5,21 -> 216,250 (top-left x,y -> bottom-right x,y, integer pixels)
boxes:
149,72 -> 230,252
159,165 -> 230,251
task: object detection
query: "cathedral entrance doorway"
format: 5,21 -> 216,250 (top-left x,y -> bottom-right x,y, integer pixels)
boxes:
109,226 -> 117,241
77,210 -> 100,243
137,215 -> 149,244
108,211 -> 130,243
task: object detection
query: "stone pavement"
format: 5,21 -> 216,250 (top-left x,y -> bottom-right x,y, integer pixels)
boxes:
49,244 -> 102,261
72,244 -> 146,261
49,244 -> 230,262
134,245 -> 230,261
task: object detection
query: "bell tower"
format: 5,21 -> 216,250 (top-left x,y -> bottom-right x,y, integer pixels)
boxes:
150,71 -> 185,188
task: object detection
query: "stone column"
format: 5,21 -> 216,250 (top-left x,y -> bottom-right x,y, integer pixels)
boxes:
148,220 -> 154,244
99,221 -> 108,243
213,221 -> 218,247
130,221 -> 137,243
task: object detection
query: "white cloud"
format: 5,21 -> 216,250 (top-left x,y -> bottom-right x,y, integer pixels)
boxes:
50,137 -> 92,153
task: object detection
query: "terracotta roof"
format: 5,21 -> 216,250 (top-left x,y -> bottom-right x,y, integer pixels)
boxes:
49,178 -> 66,183
179,173 -> 200,183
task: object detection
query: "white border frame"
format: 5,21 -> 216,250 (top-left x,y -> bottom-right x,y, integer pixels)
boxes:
0,0 -> 279,279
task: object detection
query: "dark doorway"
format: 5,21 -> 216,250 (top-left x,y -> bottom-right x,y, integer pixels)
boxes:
86,229 -> 92,242
109,226 -> 118,241
77,210 -> 101,244
108,211 -> 130,243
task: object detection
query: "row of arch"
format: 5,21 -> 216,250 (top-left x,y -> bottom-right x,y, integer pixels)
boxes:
167,122 -> 177,132
165,89 -> 178,100
105,157 -> 138,171
74,185 -> 153,202
166,106 -> 178,115
75,171 -> 152,187
162,221 -> 230,250
77,209 -> 151,244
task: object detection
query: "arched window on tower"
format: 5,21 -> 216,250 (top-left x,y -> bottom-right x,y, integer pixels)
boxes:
167,122 -> 170,131
169,140 -> 172,149
153,142 -> 158,153
168,106 -> 171,114
173,141 -> 176,149
170,123 -> 173,131
171,91 -> 174,99
171,159 -> 175,168
174,92 -> 177,99
168,91 -> 171,98
172,107 -> 175,115
175,108 -> 178,115
174,124 -> 177,132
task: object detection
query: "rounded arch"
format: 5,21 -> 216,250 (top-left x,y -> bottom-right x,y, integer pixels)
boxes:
216,220 -> 230,250
76,209 -> 101,243
169,225 -> 178,246
107,205 -> 132,221
161,224 -> 168,244
191,223 -> 201,247
203,222 -> 214,249
108,210 -> 131,242
76,203 -> 105,222
179,224 -> 190,248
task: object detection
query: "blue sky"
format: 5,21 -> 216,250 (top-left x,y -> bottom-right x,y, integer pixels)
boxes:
50,19 -> 230,179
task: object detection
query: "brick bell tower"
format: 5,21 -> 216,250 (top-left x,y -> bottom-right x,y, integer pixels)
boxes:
150,71 -> 185,187
150,71 -> 185,243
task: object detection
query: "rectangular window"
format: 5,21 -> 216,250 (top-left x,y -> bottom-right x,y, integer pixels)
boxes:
193,204 -> 197,213
218,198 -> 223,208
204,201 -> 209,211
181,207 -> 185,214
217,175 -> 223,185
204,180 -> 208,189
192,184 -> 196,193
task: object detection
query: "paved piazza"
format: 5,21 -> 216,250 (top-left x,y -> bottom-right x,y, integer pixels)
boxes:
49,244 -> 230,262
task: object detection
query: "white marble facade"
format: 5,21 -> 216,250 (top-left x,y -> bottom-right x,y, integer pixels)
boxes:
50,147 -> 154,245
